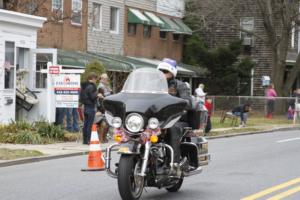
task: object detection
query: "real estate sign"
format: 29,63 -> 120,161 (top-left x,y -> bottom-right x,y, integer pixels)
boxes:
54,74 -> 80,108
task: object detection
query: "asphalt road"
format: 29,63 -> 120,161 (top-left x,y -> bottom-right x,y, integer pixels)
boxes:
1,130 -> 300,200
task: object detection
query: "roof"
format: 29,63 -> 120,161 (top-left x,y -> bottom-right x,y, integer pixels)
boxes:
0,9 -> 46,28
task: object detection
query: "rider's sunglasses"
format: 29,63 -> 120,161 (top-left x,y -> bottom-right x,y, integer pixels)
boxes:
160,69 -> 170,74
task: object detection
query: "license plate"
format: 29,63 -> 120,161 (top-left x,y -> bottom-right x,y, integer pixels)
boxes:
118,147 -> 130,153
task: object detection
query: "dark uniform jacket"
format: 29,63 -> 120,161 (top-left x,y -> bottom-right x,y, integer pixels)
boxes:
80,82 -> 98,106
168,78 -> 193,110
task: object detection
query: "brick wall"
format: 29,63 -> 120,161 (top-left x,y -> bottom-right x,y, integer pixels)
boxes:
124,7 -> 184,61
37,0 -> 88,51
198,1 -> 277,96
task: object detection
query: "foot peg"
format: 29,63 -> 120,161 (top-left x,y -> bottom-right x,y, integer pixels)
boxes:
179,157 -> 189,172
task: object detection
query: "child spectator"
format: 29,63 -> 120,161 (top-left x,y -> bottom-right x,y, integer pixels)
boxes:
266,83 -> 277,119
204,97 -> 213,134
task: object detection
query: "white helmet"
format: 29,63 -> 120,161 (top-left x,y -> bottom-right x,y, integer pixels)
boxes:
157,58 -> 177,77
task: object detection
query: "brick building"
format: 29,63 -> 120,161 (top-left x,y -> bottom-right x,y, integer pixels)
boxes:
124,0 -> 191,62
196,1 -> 300,96
1,0 -> 88,51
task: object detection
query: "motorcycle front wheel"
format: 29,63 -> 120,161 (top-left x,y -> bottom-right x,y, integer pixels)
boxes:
166,172 -> 184,192
118,155 -> 144,200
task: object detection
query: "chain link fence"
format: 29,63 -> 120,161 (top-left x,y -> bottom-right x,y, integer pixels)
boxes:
208,96 -> 299,119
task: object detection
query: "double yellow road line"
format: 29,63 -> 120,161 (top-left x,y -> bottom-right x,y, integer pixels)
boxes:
241,177 -> 300,200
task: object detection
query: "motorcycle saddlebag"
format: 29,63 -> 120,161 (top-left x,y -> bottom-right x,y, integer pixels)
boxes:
190,136 -> 210,166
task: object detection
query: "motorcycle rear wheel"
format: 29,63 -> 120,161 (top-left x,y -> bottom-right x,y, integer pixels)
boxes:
118,155 -> 144,200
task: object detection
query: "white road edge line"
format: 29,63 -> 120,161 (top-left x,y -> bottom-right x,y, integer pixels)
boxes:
277,138 -> 300,143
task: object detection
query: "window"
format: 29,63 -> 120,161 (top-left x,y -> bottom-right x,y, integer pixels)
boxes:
52,0 -> 63,20
173,34 -> 180,41
240,17 -> 254,40
52,0 -> 63,11
160,31 -> 167,39
72,0 -> 82,25
26,1 -> 37,14
35,54 -> 53,89
92,3 -> 102,30
144,25 -> 151,38
291,21 -> 295,49
110,7 -> 119,33
128,23 -> 136,36
4,41 -> 15,89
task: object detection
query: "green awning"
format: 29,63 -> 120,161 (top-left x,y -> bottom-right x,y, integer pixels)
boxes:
144,11 -> 164,27
125,56 -> 203,77
57,49 -> 133,72
128,8 -> 150,25
172,18 -> 193,35
56,50 -> 204,77
159,16 -> 181,32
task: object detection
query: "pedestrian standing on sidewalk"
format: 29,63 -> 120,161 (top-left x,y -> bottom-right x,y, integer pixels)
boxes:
80,73 -> 102,144
96,73 -> 112,143
195,83 -> 206,106
66,107 -> 79,133
266,83 -> 277,119
204,97 -> 213,134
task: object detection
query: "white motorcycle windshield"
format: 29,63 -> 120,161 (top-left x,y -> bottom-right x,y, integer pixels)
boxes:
122,68 -> 168,94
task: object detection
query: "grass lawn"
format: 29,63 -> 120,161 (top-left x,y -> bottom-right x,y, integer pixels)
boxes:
0,148 -> 43,160
206,127 -> 261,136
211,115 -> 293,129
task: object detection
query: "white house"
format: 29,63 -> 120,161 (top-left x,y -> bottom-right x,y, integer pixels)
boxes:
0,9 -> 46,124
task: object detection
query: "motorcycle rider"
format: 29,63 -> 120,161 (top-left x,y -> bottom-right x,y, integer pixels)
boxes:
157,58 -> 193,167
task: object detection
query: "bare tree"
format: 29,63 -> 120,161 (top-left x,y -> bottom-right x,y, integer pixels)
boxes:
2,0 -> 85,24
185,0 -> 300,96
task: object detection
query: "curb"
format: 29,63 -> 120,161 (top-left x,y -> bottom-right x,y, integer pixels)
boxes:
0,151 -> 88,168
206,126 -> 300,140
0,146 -> 119,168
1,126 -> 299,167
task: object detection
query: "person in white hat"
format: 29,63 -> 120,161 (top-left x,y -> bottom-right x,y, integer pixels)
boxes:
195,83 -> 206,105
157,58 -> 192,166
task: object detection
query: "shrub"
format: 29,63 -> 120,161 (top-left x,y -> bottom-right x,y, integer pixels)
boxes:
0,132 -> 17,143
35,122 -> 64,140
64,132 -> 81,142
14,131 -> 42,144
0,121 -> 65,144
81,60 -> 106,83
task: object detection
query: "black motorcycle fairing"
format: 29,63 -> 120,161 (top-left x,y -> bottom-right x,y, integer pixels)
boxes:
103,92 -> 187,127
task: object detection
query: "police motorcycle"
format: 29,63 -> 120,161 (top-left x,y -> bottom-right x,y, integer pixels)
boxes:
103,68 -> 210,200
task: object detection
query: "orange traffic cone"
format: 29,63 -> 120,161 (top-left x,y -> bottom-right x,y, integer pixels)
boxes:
81,124 -> 105,171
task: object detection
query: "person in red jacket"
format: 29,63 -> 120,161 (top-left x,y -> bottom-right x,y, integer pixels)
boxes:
204,97 -> 213,133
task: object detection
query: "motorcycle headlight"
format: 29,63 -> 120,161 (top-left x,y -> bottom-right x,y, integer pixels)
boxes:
112,117 -> 122,128
125,113 -> 144,133
148,118 -> 159,129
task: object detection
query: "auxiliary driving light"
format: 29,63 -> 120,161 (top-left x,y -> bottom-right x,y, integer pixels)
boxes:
150,135 -> 158,143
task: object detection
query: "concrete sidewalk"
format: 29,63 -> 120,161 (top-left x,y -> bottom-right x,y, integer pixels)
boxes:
0,141 -> 115,167
0,124 -> 299,167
